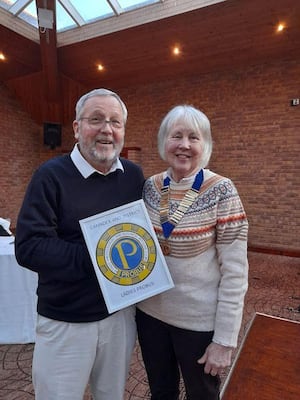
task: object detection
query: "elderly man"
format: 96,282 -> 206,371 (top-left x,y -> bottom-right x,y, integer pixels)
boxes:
15,88 -> 144,400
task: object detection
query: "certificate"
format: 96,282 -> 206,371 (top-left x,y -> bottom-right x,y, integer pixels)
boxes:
79,199 -> 174,313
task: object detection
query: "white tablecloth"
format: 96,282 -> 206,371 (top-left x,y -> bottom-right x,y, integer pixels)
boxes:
0,237 -> 38,344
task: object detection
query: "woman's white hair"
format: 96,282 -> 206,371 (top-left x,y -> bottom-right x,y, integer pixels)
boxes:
157,105 -> 213,169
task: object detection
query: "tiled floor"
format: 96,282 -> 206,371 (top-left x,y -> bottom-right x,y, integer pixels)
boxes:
0,251 -> 299,399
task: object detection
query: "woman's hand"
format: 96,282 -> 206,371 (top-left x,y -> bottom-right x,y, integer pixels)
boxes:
197,342 -> 233,376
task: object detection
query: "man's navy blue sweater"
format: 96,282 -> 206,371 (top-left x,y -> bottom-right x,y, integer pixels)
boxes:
15,155 -> 144,322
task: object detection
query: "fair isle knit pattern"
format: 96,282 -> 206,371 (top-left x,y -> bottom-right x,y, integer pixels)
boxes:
138,169 -> 249,346
143,169 -> 248,258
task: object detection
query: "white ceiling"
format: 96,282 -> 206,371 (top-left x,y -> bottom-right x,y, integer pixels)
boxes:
0,0 -> 226,46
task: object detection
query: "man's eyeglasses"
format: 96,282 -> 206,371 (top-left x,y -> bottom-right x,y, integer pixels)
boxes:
79,116 -> 123,129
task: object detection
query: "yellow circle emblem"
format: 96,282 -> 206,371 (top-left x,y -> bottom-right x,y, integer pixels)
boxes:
96,223 -> 157,286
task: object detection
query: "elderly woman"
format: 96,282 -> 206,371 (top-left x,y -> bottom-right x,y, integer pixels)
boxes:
136,105 -> 248,400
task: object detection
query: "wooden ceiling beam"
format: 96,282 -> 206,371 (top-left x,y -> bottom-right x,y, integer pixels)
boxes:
35,0 -> 62,123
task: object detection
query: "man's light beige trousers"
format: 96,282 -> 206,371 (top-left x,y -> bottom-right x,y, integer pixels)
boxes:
32,306 -> 136,400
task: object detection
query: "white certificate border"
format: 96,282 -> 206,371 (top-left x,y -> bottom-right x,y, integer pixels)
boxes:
79,199 -> 174,313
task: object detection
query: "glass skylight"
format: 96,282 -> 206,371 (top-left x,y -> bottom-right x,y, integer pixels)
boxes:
19,2 -> 37,28
0,0 -> 161,32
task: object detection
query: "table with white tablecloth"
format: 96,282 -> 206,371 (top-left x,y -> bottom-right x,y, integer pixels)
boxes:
0,237 -> 38,344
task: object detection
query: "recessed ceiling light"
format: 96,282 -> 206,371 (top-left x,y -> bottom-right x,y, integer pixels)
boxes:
97,64 -> 104,71
276,23 -> 285,32
0,53 -> 6,61
172,46 -> 181,56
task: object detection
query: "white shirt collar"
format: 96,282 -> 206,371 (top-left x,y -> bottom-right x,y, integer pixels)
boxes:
70,143 -> 124,178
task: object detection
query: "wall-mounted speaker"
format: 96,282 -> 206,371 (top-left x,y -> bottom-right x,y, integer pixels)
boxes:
43,122 -> 62,149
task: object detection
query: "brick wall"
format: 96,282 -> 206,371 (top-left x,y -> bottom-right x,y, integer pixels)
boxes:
1,59 -> 299,254
0,84 -> 40,229
121,59 -> 300,254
